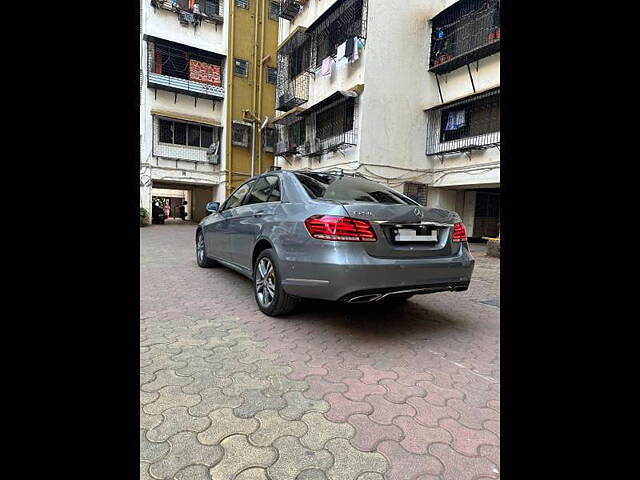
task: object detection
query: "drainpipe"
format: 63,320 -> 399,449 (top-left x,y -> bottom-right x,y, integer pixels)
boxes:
225,3 -> 236,195
251,121 -> 256,176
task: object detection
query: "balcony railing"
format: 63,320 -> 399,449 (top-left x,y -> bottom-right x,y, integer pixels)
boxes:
151,0 -> 224,25
309,0 -> 368,69
425,87 -> 500,156
276,30 -> 311,111
429,0 -> 500,74
300,92 -> 358,156
147,38 -> 225,100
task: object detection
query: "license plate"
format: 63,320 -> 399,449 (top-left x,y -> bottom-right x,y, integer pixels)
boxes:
395,228 -> 438,242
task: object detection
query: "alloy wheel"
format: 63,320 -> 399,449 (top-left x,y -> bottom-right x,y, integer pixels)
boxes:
197,234 -> 205,262
256,257 -> 276,307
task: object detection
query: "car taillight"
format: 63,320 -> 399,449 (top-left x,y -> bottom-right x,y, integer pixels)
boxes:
304,215 -> 377,242
452,222 -> 467,242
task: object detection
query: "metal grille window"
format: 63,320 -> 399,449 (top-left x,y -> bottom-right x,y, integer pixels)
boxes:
404,183 -> 428,206
274,115 -> 306,155
232,123 -> 251,147
269,1 -> 280,20
302,95 -> 358,156
267,67 -> 278,85
235,0 -> 248,9
201,0 -> 222,17
262,127 -> 276,152
429,0 -> 500,74
311,0 -> 368,68
147,38 -> 225,100
425,87 -> 500,155
279,0 -> 302,21
234,58 -> 249,77
276,30 -> 310,111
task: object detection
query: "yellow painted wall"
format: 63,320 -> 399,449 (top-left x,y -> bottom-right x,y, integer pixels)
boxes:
225,0 -> 279,195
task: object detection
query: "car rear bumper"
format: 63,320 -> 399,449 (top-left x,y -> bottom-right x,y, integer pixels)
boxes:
279,243 -> 475,301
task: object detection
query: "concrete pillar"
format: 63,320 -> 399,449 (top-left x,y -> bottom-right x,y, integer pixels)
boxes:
463,191 -> 477,237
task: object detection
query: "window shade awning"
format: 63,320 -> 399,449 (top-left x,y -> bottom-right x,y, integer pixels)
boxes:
299,84 -> 364,117
151,109 -> 222,127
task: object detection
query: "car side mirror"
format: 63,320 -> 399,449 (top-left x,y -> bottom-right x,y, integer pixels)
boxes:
206,202 -> 220,213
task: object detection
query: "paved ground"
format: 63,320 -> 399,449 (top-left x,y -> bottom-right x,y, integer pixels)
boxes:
141,224 -> 500,480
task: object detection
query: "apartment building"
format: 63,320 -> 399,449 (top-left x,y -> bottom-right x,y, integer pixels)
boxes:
140,0 -> 279,222
274,0 -> 500,238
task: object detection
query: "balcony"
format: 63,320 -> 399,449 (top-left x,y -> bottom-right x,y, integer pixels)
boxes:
425,87 -> 500,156
151,0 -> 224,25
276,29 -> 311,111
300,91 -> 359,156
146,37 -> 225,101
429,0 -> 500,75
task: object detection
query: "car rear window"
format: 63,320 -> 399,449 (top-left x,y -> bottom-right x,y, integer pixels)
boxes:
293,172 -> 416,205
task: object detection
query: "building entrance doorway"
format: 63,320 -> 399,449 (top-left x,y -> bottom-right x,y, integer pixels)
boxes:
473,189 -> 500,238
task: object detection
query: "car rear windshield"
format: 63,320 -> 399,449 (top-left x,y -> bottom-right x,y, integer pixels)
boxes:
293,172 -> 417,205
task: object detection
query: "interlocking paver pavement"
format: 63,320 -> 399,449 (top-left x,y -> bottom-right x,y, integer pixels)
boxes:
141,225 -> 500,479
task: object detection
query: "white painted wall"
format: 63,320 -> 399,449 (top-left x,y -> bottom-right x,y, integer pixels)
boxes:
141,0 -> 229,212
276,0 -> 500,203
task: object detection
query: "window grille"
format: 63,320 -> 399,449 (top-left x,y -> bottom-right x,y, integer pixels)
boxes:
152,0 -> 224,22
429,0 -> 500,74
279,0 -> 301,21
404,182 -> 428,206
153,116 -> 221,162
276,30 -> 311,111
234,58 -> 249,77
301,95 -> 358,156
274,114 -> 305,155
269,1 -> 280,20
267,67 -> 278,85
425,87 -> 500,155
232,123 -> 251,147
262,127 -> 276,152
310,0 -> 368,68
147,38 -> 225,99
235,0 -> 248,9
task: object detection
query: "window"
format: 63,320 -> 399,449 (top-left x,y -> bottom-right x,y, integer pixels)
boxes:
267,67 -> 278,85
294,173 -> 415,205
224,180 -> 255,210
316,98 -> 355,140
235,0 -> 249,9
262,127 -> 276,152
245,176 -> 280,205
234,58 -> 249,77
200,0 -> 221,16
269,1 -> 280,20
232,123 -> 251,147
158,119 -> 214,148
404,183 -> 427,206
439,93 -> 500,143
314,0 -> 366,67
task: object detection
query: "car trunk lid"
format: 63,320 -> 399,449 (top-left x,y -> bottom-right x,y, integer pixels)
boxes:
339,203 -> 460,259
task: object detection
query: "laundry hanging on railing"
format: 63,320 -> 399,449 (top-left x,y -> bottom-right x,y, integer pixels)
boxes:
321,56 -> 335,77
445,110 -> 466,131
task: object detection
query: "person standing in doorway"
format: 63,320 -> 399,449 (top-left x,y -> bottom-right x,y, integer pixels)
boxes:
179,201 -> 188,221
164,202 -> 170,220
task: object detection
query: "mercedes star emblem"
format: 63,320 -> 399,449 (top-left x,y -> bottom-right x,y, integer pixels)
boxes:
414,207 -> 423,218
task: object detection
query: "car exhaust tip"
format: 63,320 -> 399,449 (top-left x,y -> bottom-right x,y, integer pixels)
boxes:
348,294 -> 383,303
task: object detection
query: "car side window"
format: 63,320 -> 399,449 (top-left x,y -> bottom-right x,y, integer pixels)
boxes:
224,181 -> 255,210
266,176 -> 281,202
244,176 -> 275,205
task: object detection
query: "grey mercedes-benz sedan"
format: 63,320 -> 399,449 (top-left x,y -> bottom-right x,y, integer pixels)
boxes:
196,169 -> 475,316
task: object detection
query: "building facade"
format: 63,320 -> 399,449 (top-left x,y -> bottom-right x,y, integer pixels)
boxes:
274,0 -> 500,238
140,0 -> 279,222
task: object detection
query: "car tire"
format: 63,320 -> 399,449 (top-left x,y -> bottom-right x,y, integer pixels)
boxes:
254,248 -> 298,316
196,231 -> 218,268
